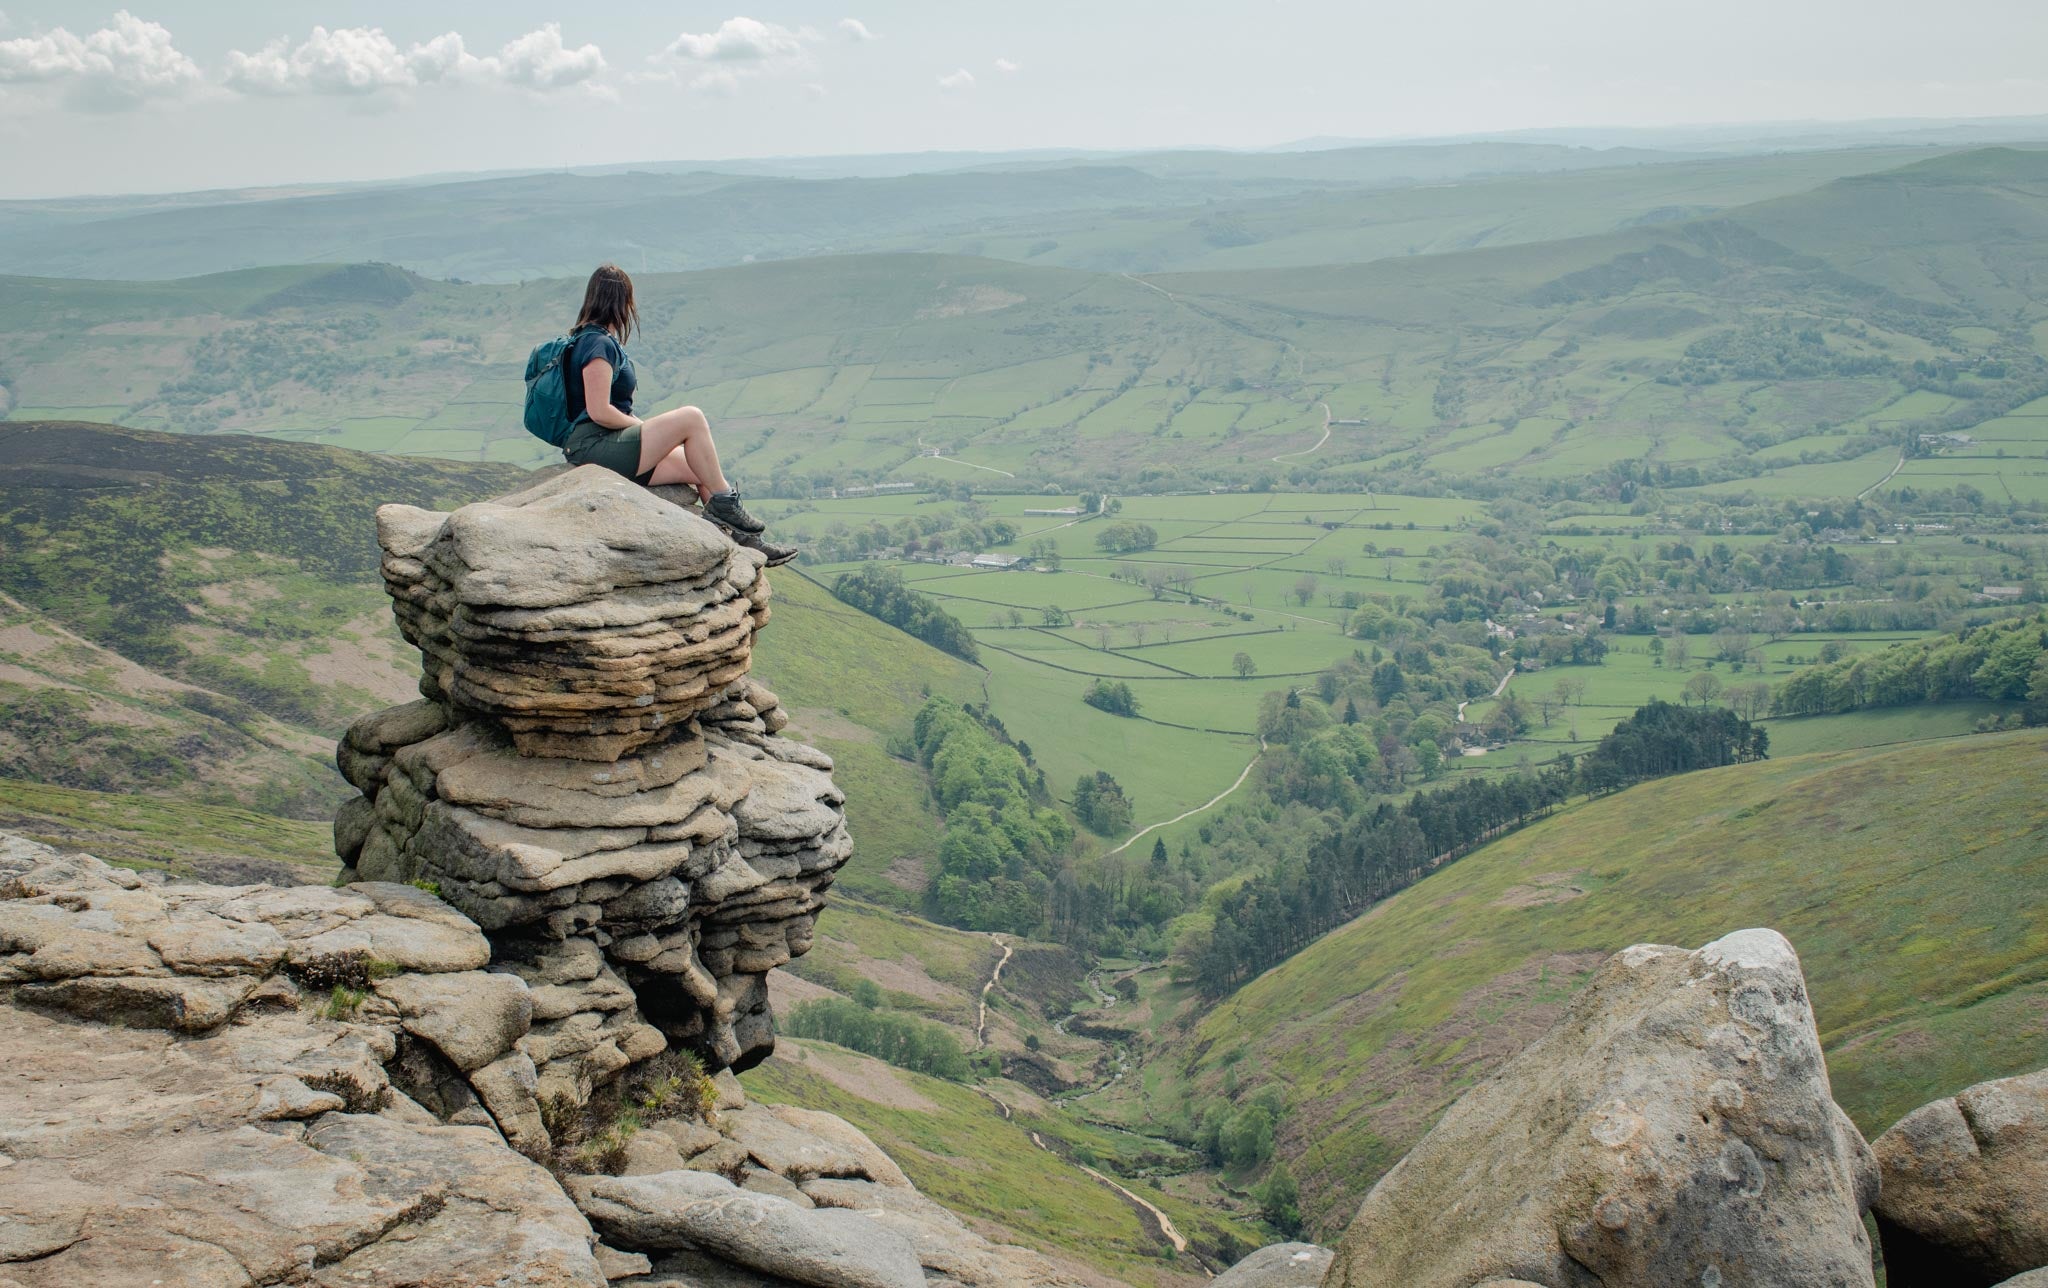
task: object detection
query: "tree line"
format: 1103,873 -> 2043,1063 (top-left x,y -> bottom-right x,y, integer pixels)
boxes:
784,991 -> 973,1081
1771,613 -> 2048,720
832,566 -> 980,662
1177,700 -> 1767,997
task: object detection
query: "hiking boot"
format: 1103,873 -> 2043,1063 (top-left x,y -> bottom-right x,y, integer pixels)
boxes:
729,528 -> 799,567
704,489 -> 765,534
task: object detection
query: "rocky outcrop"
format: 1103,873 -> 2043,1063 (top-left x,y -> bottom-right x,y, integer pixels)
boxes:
1322,928 -> 1881,1288
1209,1242 -> 1333,1286
0,832 -> 1091,1287
336,466 -> 851,1098
0,834 -> 609,1286
1873,1067 -> 2048,1288
560,1063 -> 1090,1286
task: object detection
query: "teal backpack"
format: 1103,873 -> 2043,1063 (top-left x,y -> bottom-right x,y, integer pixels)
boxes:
522,333 -> 582,447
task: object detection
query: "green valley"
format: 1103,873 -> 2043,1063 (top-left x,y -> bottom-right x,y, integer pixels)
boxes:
5,130 -> 2048,1280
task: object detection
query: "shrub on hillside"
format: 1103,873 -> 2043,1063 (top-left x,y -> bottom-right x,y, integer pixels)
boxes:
784,996 -> 971,1080
913,699 -> 1071,934
832,566 -> 979,662
1093,521 -> 1158,554
1072,771 -> 1134,836
1082,679 -> 1139,717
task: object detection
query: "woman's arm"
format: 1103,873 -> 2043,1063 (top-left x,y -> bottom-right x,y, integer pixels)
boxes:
580,359 -> 640,431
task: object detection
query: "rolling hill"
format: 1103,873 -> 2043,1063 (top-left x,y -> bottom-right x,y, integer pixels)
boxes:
1089,727 -> 2048,1236
0,140 -> 1715,283
0,422 -> 985,887
6,148 -> 2045,506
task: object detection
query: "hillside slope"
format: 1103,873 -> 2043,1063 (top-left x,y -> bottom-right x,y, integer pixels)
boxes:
1107,728 -> 2048,1236
0,423 -> 985,893
0,421 -> 527,815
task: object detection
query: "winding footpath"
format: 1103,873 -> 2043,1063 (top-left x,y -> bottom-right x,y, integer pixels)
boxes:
1857,452 -> 1908,501
1044,1134 -> 1192,1258
915,434 -> 1017,478
974,935 -> 1012,1049
1458,667 -> 1516,724
1104,739 -> 1266,858
1271,401 -> 1333,463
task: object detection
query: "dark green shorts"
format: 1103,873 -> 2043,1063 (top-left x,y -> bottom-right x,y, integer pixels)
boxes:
563,418 -> 653,485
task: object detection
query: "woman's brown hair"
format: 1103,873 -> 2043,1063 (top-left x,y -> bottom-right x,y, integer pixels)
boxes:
573,263 -> 639,340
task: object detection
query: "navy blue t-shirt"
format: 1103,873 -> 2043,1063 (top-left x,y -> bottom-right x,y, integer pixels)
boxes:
564,328 -> 637,423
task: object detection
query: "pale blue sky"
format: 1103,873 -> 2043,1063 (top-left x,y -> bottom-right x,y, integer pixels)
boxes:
3,2 -> 2047,197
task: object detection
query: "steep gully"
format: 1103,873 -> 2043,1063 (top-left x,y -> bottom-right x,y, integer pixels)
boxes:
975,937 -> 1207,1269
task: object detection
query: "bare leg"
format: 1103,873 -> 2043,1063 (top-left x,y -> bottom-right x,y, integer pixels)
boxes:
637,405 -> 730,501
646,446 -> 700,490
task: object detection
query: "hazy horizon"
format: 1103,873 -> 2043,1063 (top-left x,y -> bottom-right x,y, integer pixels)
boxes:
3,2 -> 2047,200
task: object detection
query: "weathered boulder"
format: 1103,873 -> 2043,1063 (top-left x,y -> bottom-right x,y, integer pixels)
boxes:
1873,1066 -> 2048,1287
568,1170 -> 925,1288
1991,1273 -> 2048,1288
0,995 -> 604,1287
1323,928 -> 1880,1288
1210,1242 -> 1333,1287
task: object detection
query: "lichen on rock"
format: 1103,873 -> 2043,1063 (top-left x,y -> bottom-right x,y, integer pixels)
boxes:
1321,927 -> 1882,1288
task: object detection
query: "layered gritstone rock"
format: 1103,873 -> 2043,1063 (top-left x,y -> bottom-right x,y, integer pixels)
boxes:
337,466 -> 849,1099
0,835 -> 1085,1288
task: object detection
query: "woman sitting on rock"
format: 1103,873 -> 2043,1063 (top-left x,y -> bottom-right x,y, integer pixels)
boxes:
561,263 -> 768,538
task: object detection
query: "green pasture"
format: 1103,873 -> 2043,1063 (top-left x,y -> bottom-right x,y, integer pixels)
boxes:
1760,702 -> 2016,757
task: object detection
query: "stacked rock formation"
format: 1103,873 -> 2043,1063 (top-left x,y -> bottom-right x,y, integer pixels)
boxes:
335,466 -> 850,1098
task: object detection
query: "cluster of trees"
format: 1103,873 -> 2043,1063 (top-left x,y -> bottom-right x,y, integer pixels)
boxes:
1179,699 -> 1769,996
1771,614 -> 2048,718
1664,320 -> 1897,385
1081,679 -> 1139,717
831,566 -> 979,662
1178,763 -> 1578,996
912,699 -> 1073,934
783,990 -> 972,1081
1094,521 -> 1158,553
1575,700 -> 1768,795
801,498 -> 1019,564
1071,771 -> 1134,836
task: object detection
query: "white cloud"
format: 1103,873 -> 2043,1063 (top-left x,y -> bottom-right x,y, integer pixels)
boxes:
937,67 -> 975,92
837,18 -> 876,42
0,10 -> 203,111
663,17 -> 809,63
495,24 -> 605,92
223,23 -> 604,98
803,81 -> 829,99
994,57 -> 1020,74
224,26 -> 447,96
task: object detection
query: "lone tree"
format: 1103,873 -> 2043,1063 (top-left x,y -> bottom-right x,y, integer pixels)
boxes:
1683,671 -> 1724,707
1232,652 -> 1258,679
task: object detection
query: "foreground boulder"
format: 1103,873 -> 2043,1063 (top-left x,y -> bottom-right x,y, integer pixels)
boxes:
1873,1067 -> 2048,1287
1323,928 -> 1879,1288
